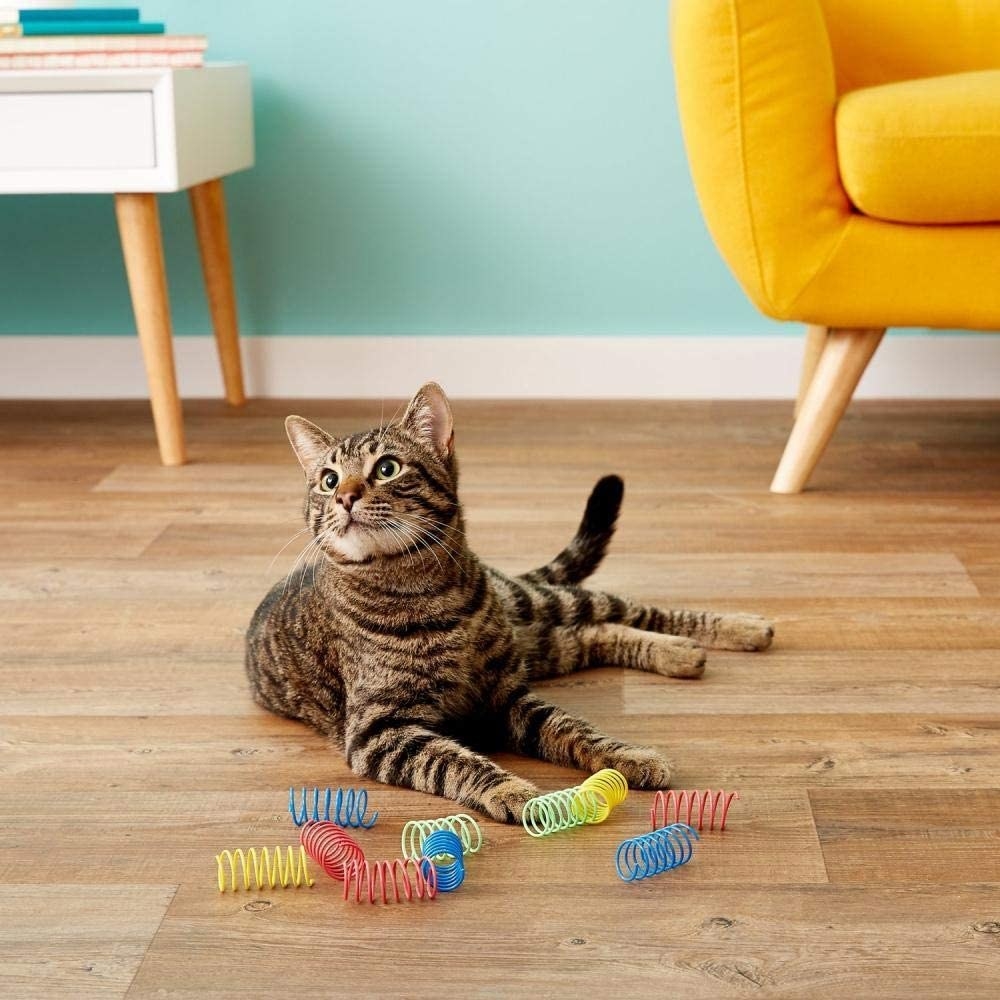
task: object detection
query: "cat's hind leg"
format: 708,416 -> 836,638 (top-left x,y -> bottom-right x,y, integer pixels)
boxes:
503,577 -> 773,653
632,607 -> 775,652
528,623 -> 706,680
563,588 -> 774,652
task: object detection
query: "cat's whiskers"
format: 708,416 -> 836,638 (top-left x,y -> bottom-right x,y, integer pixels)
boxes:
281,532 -> 325,597
396,507 -> 462,533
280,542 -> 318,599
391,518 -> 443,573
299,523 -> 337,597
282,530 -> 320,580
266,526 -> 312,575
379,518 -> 430,570
397,520 -> 466,571
393,509 -> 466,558
306,530 -> 330,594
362,507 -> 426,564
391,514 -> 464,574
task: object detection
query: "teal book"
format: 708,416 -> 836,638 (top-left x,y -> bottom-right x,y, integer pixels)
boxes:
21,8 -> 141,21
9,21 -> 165,36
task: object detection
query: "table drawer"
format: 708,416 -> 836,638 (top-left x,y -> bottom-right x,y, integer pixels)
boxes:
0,91 -> 155,170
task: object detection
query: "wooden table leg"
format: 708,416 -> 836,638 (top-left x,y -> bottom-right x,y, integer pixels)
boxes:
188,178 -> 246,406
114,192 -> 186,467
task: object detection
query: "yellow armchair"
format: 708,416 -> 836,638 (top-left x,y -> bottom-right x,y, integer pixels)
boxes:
671,0 -> 1000,492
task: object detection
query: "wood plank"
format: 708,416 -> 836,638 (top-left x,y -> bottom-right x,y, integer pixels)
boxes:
740,597 -> 1000,650
0,552 -> 977,602
93,464 -> 301,496
612,713 -> 1000,789
0,562 -> 273,601
961,554 -> 1000,597
810,789 -> 1000,883
622,650 -> 1000,714
0,522 -> 166,560
0,885 -> 176,1000
575,553 -> 978,598
1,599 -> 244,662
0,660 -> 249,715
4,710 -> 1000,792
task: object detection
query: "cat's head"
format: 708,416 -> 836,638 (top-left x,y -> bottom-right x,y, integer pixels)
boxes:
285,382 -> 459,564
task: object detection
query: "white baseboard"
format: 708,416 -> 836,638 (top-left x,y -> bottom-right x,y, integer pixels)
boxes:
1,333 -> 999,399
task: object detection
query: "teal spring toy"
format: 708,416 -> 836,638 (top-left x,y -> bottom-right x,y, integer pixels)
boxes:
400,813 -> 483,860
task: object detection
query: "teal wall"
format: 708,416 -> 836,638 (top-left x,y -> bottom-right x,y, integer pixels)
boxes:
0,1 -> 776,336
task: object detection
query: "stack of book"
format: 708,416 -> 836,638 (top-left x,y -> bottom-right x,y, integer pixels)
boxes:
0,6 -> 207,69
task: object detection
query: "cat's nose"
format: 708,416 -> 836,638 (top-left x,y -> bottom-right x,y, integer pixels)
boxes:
336,477 -> 365,512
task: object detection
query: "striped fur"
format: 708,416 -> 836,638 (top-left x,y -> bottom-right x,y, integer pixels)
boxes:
519,474 -> 623,586
246,384 -> 774,823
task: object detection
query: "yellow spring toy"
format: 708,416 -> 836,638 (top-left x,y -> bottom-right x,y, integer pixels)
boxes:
522,768 -> 629,837
577,768 -> 629,820
215,845 -> 315,892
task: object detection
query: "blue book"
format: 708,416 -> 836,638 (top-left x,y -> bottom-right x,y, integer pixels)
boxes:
9,20 -> 165,35
20,8 -> 141,22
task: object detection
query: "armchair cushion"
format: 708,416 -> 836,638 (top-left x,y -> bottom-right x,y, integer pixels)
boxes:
836,69 -> 1000,225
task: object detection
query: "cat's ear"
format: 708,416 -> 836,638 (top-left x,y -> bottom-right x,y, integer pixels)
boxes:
285,415 -> 334,473
400,382 -> 454,458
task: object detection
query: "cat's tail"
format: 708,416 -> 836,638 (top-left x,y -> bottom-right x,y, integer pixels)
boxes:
518,475 -> 624,586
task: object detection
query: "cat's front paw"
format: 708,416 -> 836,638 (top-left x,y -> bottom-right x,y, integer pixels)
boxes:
601,746 -> 672,790
712,613 -> 774,652
478,775 -> 540,824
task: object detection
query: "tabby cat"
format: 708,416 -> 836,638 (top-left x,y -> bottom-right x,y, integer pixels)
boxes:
246,383 -> 773,823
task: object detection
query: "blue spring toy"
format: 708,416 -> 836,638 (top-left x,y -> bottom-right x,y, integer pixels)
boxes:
615,823 -> 699,882
288,787 -> 379,829
418,828 -> 465,893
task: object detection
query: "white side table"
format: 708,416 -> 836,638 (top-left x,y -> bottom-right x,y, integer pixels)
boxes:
0,63 -> 254,464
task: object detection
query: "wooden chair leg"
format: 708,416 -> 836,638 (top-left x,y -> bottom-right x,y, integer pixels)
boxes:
188,178 -> 246,406
114,192 -> 186,467
770,327 -> 885,494
795,325 -> 829,417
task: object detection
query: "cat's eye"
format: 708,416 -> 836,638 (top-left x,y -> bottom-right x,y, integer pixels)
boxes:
373,456 -> 403,482
318,470 -> 339,493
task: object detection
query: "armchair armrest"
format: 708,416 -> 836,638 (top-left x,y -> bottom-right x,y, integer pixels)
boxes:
670,0 -> 850,321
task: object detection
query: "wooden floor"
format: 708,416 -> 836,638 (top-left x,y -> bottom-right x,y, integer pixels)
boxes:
3,398 -> 1000,999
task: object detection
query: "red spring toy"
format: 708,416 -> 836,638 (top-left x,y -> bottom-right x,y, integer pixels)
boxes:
650,789 -> 739,832
343,857 -> 438,905
299,820 -> 365,880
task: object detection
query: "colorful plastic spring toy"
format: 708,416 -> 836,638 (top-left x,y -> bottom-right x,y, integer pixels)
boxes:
299,820 -> 365,881
522,768 -> 628,837
616,823 -> 699,882
577,768 -> 629,820
342,857 -> 438,904
215,846 -> 314,892
288,786 -> 379,829
417,829 -> 466,893
522,785 -> 603,837
650,789 -> 739,832
400,813 -> 483,860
